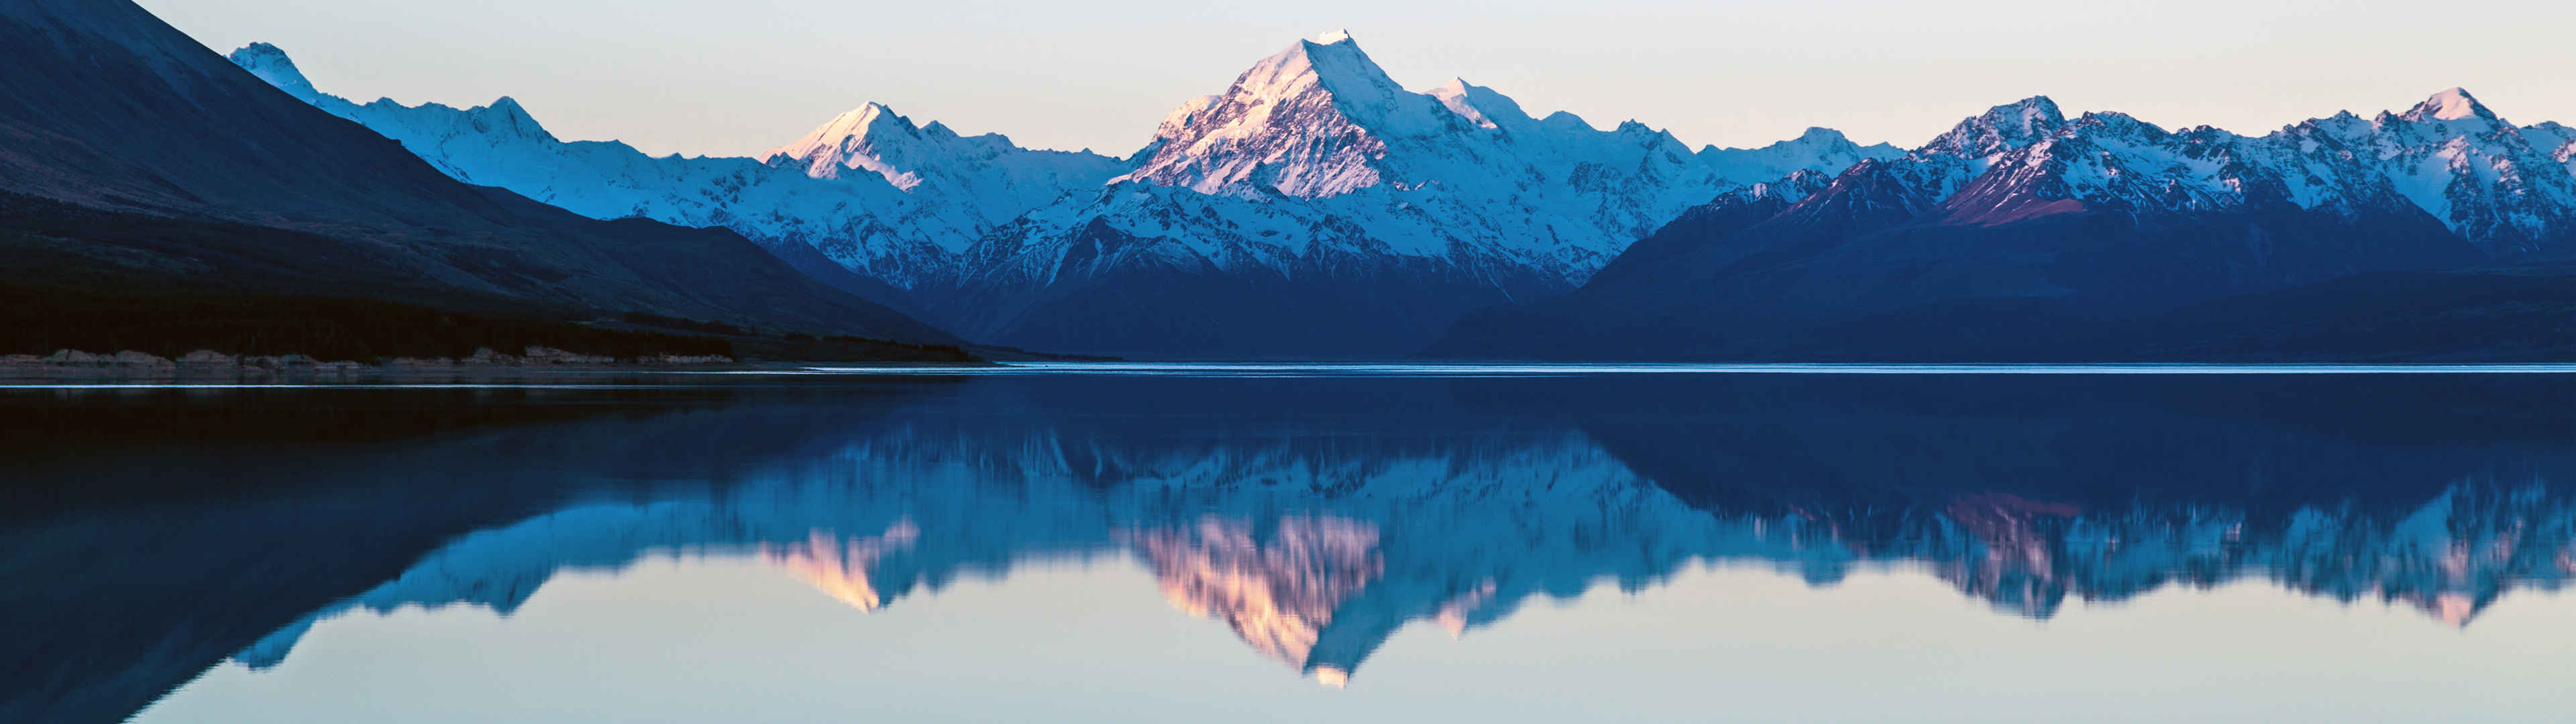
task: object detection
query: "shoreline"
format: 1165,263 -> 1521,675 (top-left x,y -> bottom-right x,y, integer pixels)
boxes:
0,347 -> 996,379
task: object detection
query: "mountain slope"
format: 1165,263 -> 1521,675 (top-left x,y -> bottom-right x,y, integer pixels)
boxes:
0,0 -> 957,351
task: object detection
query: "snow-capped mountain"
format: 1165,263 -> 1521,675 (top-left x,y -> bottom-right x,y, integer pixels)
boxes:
1096,32 -> 1778,277
231,36 -> 1886,357
1113,31 -> 1745,227
2302,88 -> 2576,256
914,32 -> 1890,355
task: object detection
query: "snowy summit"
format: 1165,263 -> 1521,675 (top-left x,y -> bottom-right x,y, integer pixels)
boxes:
2412,86 -> 2494,123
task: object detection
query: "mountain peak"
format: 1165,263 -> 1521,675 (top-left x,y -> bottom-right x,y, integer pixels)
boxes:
1922,96 -> 2068,158
1114,32 -> 1449,196
227,41 -> 292,68
1699,126 -> 1898,186
764,102 -> 931,186
1429,77 -> 1522,129
1988,95 -> 2066,132
1244,32 -> 1403,103
1316,29 -> 1354,45
226,42 -> 316,98
2405,87 -> 2498,123
455,96 -> 553,141
814,103 -> 914,139
1539,110 -> 1595,132
1701,128 -> 1853,156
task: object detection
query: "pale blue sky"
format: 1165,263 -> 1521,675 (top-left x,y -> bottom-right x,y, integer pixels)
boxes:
146,0 -> 2576,158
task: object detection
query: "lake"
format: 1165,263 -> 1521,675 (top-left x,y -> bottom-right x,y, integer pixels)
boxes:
8,365 -> 2576,722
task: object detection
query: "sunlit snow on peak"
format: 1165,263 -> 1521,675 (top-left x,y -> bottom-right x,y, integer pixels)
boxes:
2416,87 -> 2492,122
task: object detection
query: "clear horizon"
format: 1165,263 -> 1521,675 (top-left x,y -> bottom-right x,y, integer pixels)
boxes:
146,0 -> 2576,159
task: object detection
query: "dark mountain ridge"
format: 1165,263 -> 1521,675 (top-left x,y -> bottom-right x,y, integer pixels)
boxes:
0,0 -> 960,359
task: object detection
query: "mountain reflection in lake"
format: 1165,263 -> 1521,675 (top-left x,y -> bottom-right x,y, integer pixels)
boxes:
7,368 -> 2576,723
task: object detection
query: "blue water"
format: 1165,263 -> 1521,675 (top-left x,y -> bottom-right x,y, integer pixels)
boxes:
8,365 -> 2575,722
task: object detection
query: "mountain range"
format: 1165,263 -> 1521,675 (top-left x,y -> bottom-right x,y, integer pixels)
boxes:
1435,91 -> 2576,359
9,0 -> 2569,361
0,0 -> 959,363
233,32 -> 2576,360
229,33 -> 1898,357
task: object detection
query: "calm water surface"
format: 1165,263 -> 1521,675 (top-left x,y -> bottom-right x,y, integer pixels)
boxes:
7,365 -> 2576,723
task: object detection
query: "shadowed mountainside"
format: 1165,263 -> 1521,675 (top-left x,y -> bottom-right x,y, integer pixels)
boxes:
0,0 -> 961,359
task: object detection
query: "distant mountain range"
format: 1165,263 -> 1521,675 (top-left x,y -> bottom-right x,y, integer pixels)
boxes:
9,0 -> 2567,360
1433,91 -> 2576,359
232,32 -> 2576,359
0,0 -> 959,362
